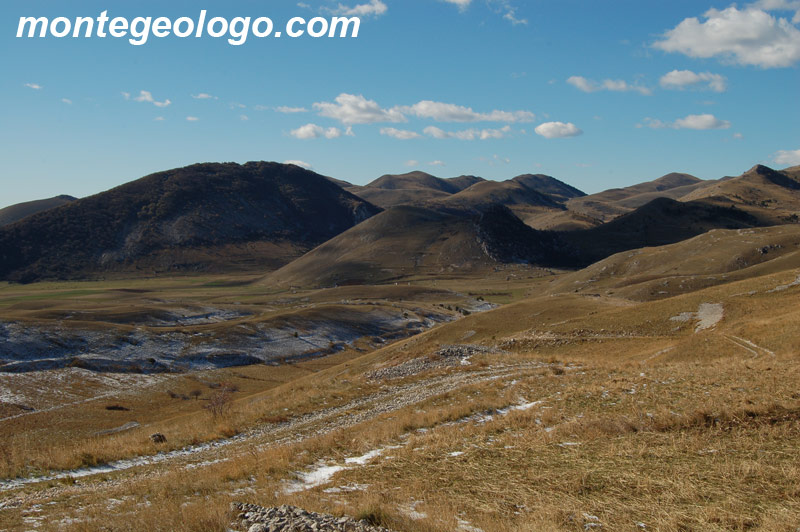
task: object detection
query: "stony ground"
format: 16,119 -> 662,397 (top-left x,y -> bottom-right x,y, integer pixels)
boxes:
232,503 -> 396,532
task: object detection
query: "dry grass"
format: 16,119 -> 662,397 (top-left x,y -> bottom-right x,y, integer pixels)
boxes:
2,266 -> 800,531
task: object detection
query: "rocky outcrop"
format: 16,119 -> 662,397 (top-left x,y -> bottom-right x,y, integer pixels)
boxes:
232,503 -> 396,532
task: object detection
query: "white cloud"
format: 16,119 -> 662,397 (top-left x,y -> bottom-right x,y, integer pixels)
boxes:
130,90 -> 171,108
186,116 -> 199,121
290,123 -> 354,139
441,0 -> 471,11
653,6 -> 800,68
314,93 -> 405,125
154,116 -> 165,121
567,76 -> 652,95
404,159 -> 420,167
423,125 -> 512,140
240,115 -> 249,121
61,98 -> 72,105
491,0 -> 528,25
503,10 -> 528,25
640,113 -> 731,130
751,0 -> 800,23
275,106 -> 308,113
380,127 -> 422,140
774,148 -> 800,165
284,159 -> 313,169
534,122 -> 583,139
482,154 -> 511,166
429,160 -> 446,167
191,93 -> 217,100
660,70 -> 728,92
733,132 -> 744,139
399,100 -> 534,123
331,0 -> 387,16
24,83 -> 43,90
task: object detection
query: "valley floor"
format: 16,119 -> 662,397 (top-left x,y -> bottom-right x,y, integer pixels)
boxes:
1,264 -> 799,531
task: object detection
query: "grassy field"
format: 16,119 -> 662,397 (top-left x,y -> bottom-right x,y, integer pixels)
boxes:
1,250 -> 799,531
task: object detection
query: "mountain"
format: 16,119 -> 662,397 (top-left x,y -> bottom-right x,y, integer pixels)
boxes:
267,193 -> 767,288
680,164 -> 800,225
261,205 -> 574,288
347,172 -> 486,208
437,179 -> 566,227
0,162 -> 380,283
549,223 -> 800,301
561,197 -> 759,265
510,174 -> 586,202
0,195 -> 77,227
561,172 -> 708,225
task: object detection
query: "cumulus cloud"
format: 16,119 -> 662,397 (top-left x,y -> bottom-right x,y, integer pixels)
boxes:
653,5 -> 800,68
428,160 -> 446,167
774,148 -> 800,165
61,98 -> 72,105
659,70 -> 728,92
128,90 -> 171,108
24,83 -> 43,90
380,127 -> 422,140
331,0 -> 387,17
191,93 -> 217,100
753,0 -> 800,22
534,122 -> 583,139
404,160 -> 420,167
423,125 -> 512,140
399,100 -> 534,123
186,116 -> 199,122
639,113 -> 731,130
275,106 -> 308,113
314,93 -> 405,125
283,160 -> 313,169
290,123 -> 354,139
567,76 -> 652,95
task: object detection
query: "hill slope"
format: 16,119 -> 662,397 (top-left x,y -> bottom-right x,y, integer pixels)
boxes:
349,172 -> 486,208
0,162 -> 380,282
0,195 -> 77,227
261,205 -> 572,288
679,164 -> 800,224
511,174 -> 586,202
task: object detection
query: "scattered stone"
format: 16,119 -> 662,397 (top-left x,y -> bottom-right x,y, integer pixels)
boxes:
232,503 -> 397,532
150,433 -> 167,444
367,344 -> 506,380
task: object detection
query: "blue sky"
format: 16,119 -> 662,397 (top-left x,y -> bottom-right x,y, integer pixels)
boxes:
1,0 -> 799,207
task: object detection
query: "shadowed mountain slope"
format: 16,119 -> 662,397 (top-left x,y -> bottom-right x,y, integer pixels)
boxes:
265,196 -> 766,288
0,162 -> 380,282
0,195 -> 77,227
261,205 -> 574,288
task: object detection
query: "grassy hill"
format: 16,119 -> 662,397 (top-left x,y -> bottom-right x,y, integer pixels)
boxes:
347,172 -> 485,208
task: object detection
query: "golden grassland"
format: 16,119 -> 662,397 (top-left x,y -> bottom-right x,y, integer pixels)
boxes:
1,262 -> 799,531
